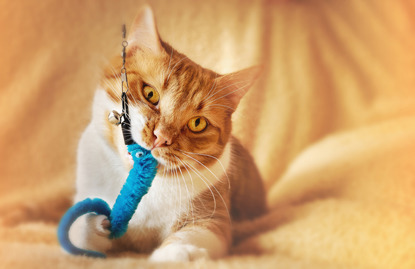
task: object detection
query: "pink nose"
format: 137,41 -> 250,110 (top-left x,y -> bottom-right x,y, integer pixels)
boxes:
153,129 -> 172,148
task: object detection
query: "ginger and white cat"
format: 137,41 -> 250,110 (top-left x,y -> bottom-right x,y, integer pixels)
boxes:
69,6 -> 266,262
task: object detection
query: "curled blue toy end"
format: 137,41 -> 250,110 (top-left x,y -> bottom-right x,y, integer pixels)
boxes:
57,198 -> 111,258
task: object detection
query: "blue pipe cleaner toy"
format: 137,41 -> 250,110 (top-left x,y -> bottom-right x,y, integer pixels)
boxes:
57,143 -> 158,258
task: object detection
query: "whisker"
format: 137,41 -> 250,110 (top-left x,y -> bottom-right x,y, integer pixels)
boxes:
204,80 -> 251,103
205,84 -> 250,105
110,65 -> 122,81
179,151 -> 226,187
204,104 -> 235,112
161,162 -> 174,203
103,80 -> 123,102
180,152 -> 230,220
178,149 -> 230,190
181,159 -> 217,219
174,156 -> 196,226
181,165 -> 209,225
173,155 -> 194,225
203,73 -> 218,101
168,161 -> 180,216
173,161 -> 183,217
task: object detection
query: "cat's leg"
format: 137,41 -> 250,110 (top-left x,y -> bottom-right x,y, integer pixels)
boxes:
70,124 -> 124,254
68,213 -> 112,253
149,225 -> 230,262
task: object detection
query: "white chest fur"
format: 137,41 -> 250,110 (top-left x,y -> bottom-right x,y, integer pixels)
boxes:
128,174 -> 197,240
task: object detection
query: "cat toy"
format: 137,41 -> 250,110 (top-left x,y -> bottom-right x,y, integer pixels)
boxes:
57,25 -> 158,258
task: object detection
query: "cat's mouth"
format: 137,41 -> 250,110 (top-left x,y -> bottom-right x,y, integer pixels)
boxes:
151,147 -> 194,174
125,142 -> 197,173
151,147 -> 177,166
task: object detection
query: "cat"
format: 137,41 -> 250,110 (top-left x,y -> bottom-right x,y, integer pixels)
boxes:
69,5 -> 267,262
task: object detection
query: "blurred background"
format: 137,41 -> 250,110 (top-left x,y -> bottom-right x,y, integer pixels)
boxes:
1,0 -> 415,268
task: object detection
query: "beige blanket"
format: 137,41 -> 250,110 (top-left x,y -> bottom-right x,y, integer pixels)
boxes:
2,0 -> 415,268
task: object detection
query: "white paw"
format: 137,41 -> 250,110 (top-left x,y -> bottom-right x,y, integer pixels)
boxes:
149,243 -> 209,262
69,213 -> 112,253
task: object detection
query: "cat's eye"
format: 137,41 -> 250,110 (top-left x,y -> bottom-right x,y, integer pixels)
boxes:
143,85 -> 160,105
187,116 -> 208,133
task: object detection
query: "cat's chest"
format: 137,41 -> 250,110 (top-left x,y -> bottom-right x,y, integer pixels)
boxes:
119,175 -> 197,245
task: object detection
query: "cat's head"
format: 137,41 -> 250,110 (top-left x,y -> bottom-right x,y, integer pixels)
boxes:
102,6 -> 259,172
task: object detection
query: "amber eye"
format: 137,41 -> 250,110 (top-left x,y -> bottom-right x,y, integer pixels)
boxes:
188,116 -> 208,133
143,85 -> 160,105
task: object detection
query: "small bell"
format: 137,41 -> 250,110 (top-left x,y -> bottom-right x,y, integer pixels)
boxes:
108,110 -> 122,125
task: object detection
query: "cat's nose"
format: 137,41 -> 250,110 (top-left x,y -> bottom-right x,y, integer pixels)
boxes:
153,129 -> 172,148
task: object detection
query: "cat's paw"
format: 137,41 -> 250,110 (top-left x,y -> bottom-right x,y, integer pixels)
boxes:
68,213 -> 112,253
149,243 -> 209,262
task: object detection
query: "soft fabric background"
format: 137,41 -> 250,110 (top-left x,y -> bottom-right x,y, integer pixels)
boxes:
1,0 -> 415,268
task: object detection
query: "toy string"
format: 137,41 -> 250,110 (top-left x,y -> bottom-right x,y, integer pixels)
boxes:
120,24 -> 134,146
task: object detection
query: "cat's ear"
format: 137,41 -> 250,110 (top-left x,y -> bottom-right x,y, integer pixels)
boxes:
128,5 -> 163,54
215,66 -> 261,110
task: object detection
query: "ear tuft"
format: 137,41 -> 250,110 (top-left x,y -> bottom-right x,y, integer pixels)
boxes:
215,66 -> 262,110
128,5 -> 163,54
